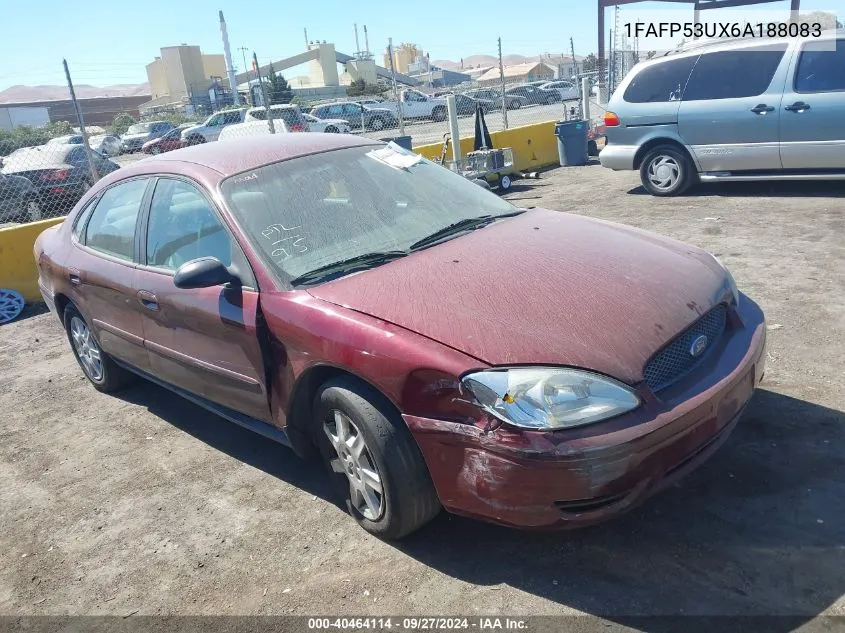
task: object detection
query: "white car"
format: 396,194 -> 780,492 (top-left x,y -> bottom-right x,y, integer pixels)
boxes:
88,135 -> 122,156
303,113 -> 350,134
540,81 -> 580,101
218,120 -> 290,140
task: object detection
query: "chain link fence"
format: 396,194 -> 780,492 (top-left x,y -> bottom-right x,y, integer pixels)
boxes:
0,35 -> 622,227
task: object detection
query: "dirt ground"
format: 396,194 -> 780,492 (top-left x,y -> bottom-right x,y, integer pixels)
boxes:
2,163 -> 844,628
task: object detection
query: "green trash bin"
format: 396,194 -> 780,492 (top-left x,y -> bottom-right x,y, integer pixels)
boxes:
554,120 -> 588,167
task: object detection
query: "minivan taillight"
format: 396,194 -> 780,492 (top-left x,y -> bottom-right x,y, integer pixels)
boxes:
604,111 -> 620,127
41,169 -> 69,181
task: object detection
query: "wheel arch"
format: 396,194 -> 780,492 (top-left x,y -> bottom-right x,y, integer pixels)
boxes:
633,137 -> 699,172
284,364 -> 405,459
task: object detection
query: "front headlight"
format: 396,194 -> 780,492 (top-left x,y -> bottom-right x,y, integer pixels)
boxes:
712,255 -> 740,305
461,367 -> 640,430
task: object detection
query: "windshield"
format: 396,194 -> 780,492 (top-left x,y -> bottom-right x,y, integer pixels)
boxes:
221,144 -> 516,285
126,123 -> 152,134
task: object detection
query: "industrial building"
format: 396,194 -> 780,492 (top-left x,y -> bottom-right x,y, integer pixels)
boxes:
142,45 -> 229,114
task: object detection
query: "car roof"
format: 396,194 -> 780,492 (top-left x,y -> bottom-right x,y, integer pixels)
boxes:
113,133 -> 381,179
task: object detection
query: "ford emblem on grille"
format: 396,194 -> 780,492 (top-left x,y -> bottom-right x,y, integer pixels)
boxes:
690,335 -> 709,358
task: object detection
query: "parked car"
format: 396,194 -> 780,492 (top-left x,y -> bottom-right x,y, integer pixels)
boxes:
34,134 -> 765,539
142,128 -> 184,154
377,90 -> 449,122
244,105 -> 308,132
1,144 -> 119,214
600,30 -> 845,195
311,102 -> 397,132
88,135 -> 122,157
0,172 -> 43,222
464,88 -> 528,110
218,120 -> 290,140
121,121 -> 175,152
303,113 -> 351,133
181,109 -> 248,145
435,93 -> 493,116
47,134 -> 84,145
505,85 -> 562,106
540,80 -> 580,101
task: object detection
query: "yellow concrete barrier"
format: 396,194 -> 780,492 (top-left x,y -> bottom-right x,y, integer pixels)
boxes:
0,217 -> 65,303
413,120 -> 559,172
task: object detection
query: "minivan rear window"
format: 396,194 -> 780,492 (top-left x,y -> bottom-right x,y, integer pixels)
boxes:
623,56 -> 697,103
794,39 -> 845,93
683,44 -> 787,101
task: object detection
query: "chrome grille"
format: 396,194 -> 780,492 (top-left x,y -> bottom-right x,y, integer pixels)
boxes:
643,305 -> 728,392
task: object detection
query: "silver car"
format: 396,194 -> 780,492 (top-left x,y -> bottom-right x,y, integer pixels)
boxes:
600,30 -> 844,196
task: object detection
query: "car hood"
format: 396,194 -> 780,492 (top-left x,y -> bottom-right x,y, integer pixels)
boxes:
307,209 -> 730,384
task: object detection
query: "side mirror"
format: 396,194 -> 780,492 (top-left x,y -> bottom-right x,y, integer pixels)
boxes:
173,257 -> 239,289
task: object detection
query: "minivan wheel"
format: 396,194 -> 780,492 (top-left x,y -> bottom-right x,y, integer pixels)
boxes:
369,117 -> 385,131
640,145 -> 693,196
64,305 -> 135,393
314,377 -> 440,540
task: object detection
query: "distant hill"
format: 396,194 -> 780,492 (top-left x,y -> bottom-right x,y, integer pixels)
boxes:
0,83 -> 150,104
432,53 -> 584,73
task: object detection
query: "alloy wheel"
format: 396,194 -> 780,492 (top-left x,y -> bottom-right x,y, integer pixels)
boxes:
70,316 -> 104,382
324,410 -> 384,520
26,200 -> 42,221
646,155 -> 681,192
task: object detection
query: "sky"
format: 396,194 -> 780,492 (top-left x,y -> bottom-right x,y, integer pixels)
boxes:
0,0 -> 838,89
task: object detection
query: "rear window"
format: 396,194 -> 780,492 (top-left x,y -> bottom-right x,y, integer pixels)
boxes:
794,39 -> 845,93
682,44 -> 787,100
623,56 -> 697,103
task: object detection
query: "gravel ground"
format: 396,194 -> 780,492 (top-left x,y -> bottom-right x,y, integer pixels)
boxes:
2,164 -> 844,629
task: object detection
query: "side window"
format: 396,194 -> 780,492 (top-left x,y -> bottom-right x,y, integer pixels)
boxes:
71,196 -> 99,241
84,179 -> 148,261
223,111 -> 243,125
342,104 -> 360,116
146,179 -> 233,271
683,45 -> 787,100
623,56 -> 698,103
794,39 -> 845,93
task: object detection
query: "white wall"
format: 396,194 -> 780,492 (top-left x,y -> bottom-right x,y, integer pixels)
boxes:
0,107 -> 50,131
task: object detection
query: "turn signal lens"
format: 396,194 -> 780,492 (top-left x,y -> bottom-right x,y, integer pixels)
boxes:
604,111 -> 620,127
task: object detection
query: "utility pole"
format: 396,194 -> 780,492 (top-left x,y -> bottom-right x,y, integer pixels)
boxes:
570,37 -> 578,85
63,59 -> 98,182
238,46 -> 250,104
498,36 -> 508,130
253,52 -> 275,134
387,38 -> 405,136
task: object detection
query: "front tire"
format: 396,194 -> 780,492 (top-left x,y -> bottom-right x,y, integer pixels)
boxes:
431,106 -> 447,122
510,100 -> 521,110
498,174 -> 513,191
64,305 -> 135,393
186,135 -> 206,146
150,146 -> 161,155
639,145 -> 694,197
314,377 -> 440,540
368,117 -> 385,131
324,125 -> 339,133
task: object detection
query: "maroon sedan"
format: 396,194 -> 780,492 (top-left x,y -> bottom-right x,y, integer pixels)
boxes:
142,128 -> 183,155
34,134 -> 766,539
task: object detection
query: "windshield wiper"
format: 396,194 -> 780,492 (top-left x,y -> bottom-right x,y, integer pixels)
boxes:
408,210 -> 526,251
290,250 -> 409,287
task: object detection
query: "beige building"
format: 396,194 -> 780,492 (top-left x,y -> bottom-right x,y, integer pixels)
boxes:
383,43 -> 423,75
146,45 -> 227,104
476,62 -> 555,86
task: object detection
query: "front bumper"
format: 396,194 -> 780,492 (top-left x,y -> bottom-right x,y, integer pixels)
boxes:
599,143 -> 638,171
406,295 -> 766,529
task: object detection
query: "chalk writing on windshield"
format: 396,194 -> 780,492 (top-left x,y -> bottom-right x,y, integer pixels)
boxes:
262,223 -> 307,264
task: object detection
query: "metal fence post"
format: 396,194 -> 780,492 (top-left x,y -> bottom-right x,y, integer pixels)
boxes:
446,95 -> 461,167
498,37 -> 508,130
387,38 -> 405,136
63,59 -> 99,183
254,52 -> 275,134
581,77 -> 591,122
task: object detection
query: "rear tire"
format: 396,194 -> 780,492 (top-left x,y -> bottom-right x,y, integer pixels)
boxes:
431,106 -> 447,122
314,377 -> 440,540
510,100 -> 521,110
368,117 -> 385,131
64,305 -> 135,393
639,144 -> 694,197
325,125 -> 339,133
150,146 -> 161,155
186,135 -> 205,146
498,174 -> 513,191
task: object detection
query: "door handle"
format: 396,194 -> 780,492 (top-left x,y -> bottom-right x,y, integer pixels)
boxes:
68,268 -> 81,285
750,104 -> 775,114
137,290 -> 159,311
784,101 -> 810,112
